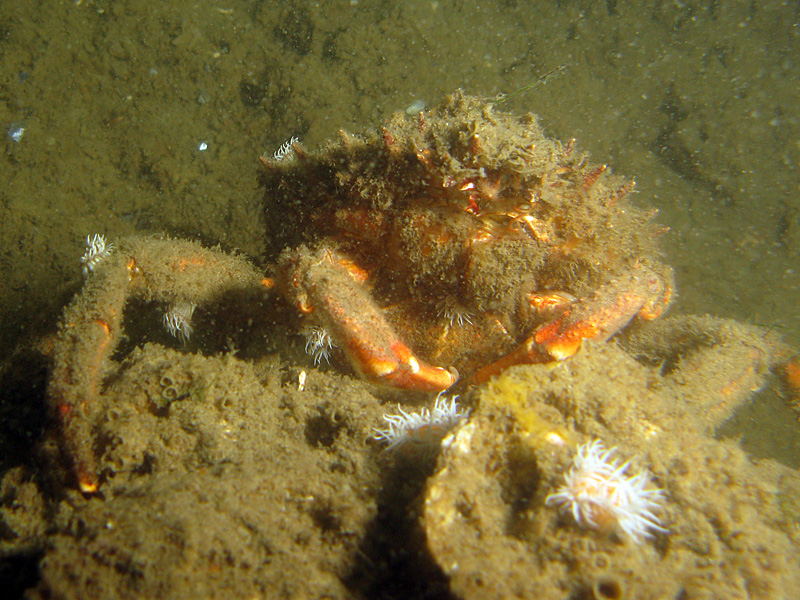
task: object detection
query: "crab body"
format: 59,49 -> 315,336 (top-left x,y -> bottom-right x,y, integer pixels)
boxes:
262,92 -> 673,388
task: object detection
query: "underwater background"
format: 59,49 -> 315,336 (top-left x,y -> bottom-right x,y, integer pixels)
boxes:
1,1 -> 799,597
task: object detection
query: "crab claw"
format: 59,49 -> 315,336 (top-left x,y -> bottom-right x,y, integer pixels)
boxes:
535,265 -> 670,360
346,333 -> 458,392
469,265 -> 671,384
280,247 -> 458,392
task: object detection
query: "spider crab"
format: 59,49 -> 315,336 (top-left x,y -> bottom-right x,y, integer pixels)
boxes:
48,92 -> 673,493
260,91 -> 673,387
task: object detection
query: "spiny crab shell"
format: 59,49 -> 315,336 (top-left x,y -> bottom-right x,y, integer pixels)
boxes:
260,91 -> 674,386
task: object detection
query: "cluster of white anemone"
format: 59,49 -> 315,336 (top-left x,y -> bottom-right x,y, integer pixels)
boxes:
373,394 -> 469,451
545,439 -> 667,544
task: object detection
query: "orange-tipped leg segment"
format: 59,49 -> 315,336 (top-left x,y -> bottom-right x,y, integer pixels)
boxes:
537,265 -> 670,360
471,266 -> 670,385
281,247 -> 457,392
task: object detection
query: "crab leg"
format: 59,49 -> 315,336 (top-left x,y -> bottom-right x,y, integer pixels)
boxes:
470,265 -> 670,384
49,254 -> 129,494
48,236 -> 266,493
534,266 -> 669,361
280,247 -> 458,391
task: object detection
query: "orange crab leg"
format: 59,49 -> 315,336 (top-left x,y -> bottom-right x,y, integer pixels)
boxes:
538,266 -> 670,358
470,266 -> 671,385
49,255 -> 129,494
468,336 -> 552,384
282,247 -> 457,392
49,236 -> 267,493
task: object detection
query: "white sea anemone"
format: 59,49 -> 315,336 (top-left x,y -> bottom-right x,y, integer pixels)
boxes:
435,296 -> 474,327
80,233 -> 113,276
545,439 -> 667,543
272,136 -> 299,161
304,325 -> 335,365
163,300 -> 196,344
373,394 -> 469,451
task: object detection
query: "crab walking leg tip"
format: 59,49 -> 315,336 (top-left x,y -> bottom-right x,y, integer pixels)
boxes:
78,477 -> 99,495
